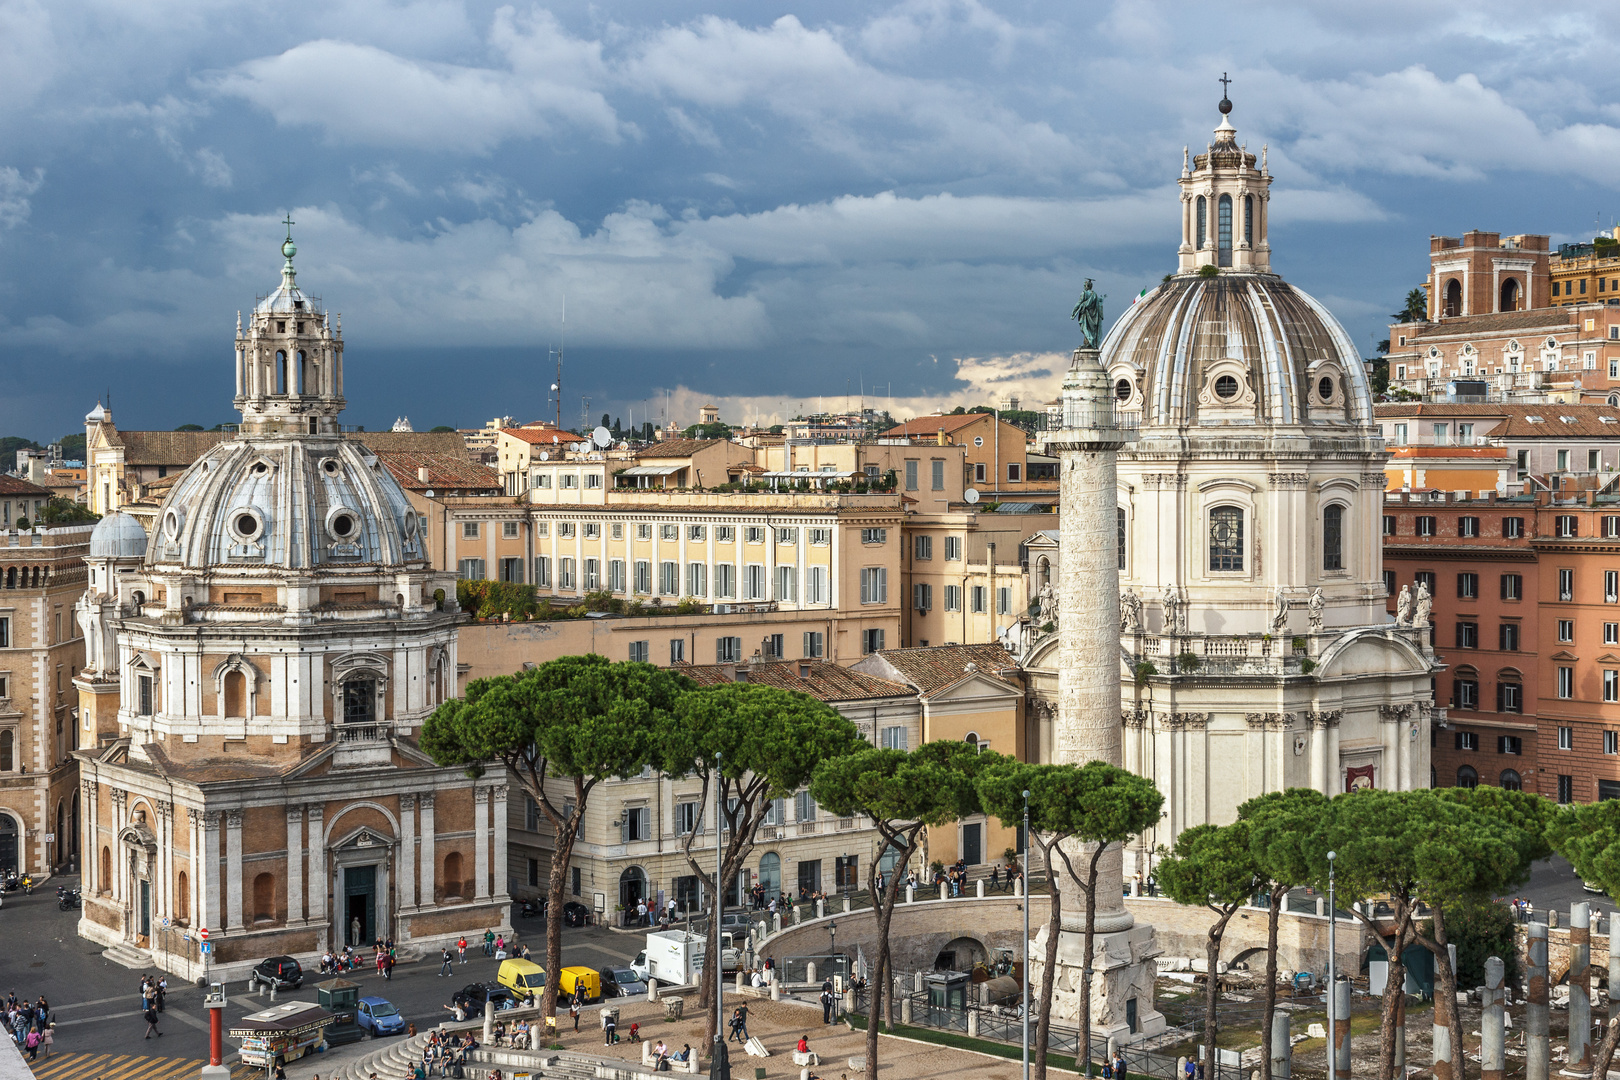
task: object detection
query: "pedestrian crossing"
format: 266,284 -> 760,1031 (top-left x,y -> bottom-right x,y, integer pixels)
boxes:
28,1051 -> 263,1080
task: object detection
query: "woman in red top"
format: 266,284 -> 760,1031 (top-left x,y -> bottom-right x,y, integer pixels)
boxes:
797,1036 -> 809,1054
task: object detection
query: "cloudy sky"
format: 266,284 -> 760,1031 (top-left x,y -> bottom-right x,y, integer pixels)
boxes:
2,0 -> 1618,441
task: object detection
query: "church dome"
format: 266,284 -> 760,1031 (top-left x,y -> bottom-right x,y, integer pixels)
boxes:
1103,274 -> 1374,430
89,512 -> 149,559
151,436 -> 424,571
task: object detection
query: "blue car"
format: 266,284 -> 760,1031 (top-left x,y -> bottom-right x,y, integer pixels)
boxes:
356,996 -> 406,1036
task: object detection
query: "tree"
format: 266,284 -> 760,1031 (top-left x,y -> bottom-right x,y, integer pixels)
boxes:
38,497 -> 97,524
1156,822 -> 1267,1080
978,761 -> 1163,1080
600,413 -> 610,431
811,741 -> 989,1080
657,682 -> 867,1046
1546,799 -> 1620,1080
1242,789 -> 1329,1080
0,436 -> 42,462
174,423 -> 205,431
430,425 -> 457,433
1394,288 -> 1428,324
55,433 -> 85,461
682,422 -> 732,440
421,655 -> 690,1027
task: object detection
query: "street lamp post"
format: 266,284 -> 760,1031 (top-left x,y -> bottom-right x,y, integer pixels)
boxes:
829,920 -> 838,981
712,751 -> 730,1080
1326,850 -> 1337,1080
1022,788 -> 1030,1080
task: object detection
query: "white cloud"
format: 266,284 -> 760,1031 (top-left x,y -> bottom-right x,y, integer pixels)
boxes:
0,165 -> 43,230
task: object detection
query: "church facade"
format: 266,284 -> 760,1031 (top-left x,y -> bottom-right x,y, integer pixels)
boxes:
1017,101 -> 1439,876
72,234 -> 508,976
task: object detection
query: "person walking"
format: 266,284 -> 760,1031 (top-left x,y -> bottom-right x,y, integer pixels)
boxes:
570,997 -> 581,1032
143,1003 -> 161,1039
483,929 -> 496,957
440,947 -> 454,976
457,936 -> 468,963
820,988 -> 835,1025
37,1025 -> 51,1061
1114,1051 -> 1128,1080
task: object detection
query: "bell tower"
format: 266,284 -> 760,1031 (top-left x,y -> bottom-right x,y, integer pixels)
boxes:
234,218 -> 346,436
1177,81 -> 1273,275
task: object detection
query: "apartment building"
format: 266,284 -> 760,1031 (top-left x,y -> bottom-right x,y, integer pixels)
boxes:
901,510 -> 1048,647
1375,403 -> 1620,494
0,476 -> 51,529
756,439 -> 967,513
879,413 -> 1056,501
83,404 -> 226,515
496,425 -> 588,495
0,523 -> 91,877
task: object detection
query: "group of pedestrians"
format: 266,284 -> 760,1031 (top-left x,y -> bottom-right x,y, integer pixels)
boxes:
3,992 -> 53,1060
139,974 -> 167,1040
1510,896 -> 1537,922
419,1028 -> 478,1077
624,898 -> 678,928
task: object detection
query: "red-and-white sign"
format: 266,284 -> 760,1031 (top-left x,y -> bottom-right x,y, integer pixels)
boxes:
199,927 -> 210,941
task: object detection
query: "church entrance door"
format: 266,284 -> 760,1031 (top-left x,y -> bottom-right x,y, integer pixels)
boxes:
139,879 -> 151,939
0,817 -> 16,876
345,865 -> 377,946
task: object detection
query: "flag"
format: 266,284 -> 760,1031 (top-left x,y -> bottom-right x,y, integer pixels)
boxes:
1131,288 -> 1148,305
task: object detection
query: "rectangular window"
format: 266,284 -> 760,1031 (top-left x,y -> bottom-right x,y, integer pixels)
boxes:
1394,423 -> 1408,445
1607,570 -> 1619,602
502,521 -> 520,539
559,557 -> 575,590
806,566 -> 827,604
744,563 -> 766,600
1560,725 -> 1575,750
774,565 -> 797,602
974,462 -> 986,483
1499,735 -> 1523,755
534,556 -> 551,587
794,790 -> 817,823
661,524 -> 678,541
1416,516 -> 1436,537
716,526 -> 735,543
1459,516 -> 1479,538
623,807 -> 651,842
914,535 -> 932,560
1607,622 -> 1619,645
745,526 -> 765,544
1559,666 -> 1575,699
764,633 -> 784,660
1500,623 -> 1520,651
585,472 -> 602,489
1557,515 -> 1579,538
457,558 -> 487,580
1455,731 -> 1479,751
1007,463 -> 1021,483
688,524 -> 705,541
860,528 -> 887,545
777,527 -> 797,544
1416,571 -> 1436,595
583,558 -> 600,590
944,585 -> 961,611
1454,679 -> 1478,710
1457,573 -> 1478,599
1606,517 -> 1620,539
913,583 -> 932,612
808,528 -> 831,546
862,628 -> 885,654
1607,671 -> 1619,703
905,461 -> 918,491
137,674 -> 154,717
1593,450 -> 1604,471
944,536 -> 962,560
1384,570 -> 1397,596
1383,515 -> 1397,536
880,725 -> 907,750
860,567 -> 888,604
1504,516 -> 1525,538
1501,573 -> 1522,600
717,636 -> 742,663
676,802 -> 699,836
1498,682 -> 1523,712
971,585 -> 987,613
637,524 -> 652,541
670,638 -> 685,664
627,640 -> 649,663
462,521 -> 480,539
1559,449 -> 1571,472
686,562 -> 705,597
998,586 -> 1012,614
557,522 -> 575,538
583,522 -> 600,539
1608,731 -> 1619,755
635,560 -> 652,594
931,460 -> 945,491
661,561 -> 679,595
1455,622 -> 1478,648
803,631 -> 824,658
1208,506 -> 1244,571
1559,619 -> 1575,642
533,472 -> 552,489
608,559 -> 626,592
1561,568 -> 1576,601
715,563 -> 735,598
1560,775 -> 1575,805
1433,423 -> 1449,445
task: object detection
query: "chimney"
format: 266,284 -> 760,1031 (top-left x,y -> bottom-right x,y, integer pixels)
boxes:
417,466 -> 430,484
937,429 -> 946,446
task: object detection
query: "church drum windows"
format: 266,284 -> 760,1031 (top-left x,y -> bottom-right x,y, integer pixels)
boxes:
1322,504 -> 1344,572
1196,196 -> 1207,249
1217,194 -> 1233,266
1208,505 -> 1244,572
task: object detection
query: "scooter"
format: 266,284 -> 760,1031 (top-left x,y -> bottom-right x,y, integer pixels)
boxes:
57,889 -> 80,911
20,875 -> 33,895
519,900 -> 543,919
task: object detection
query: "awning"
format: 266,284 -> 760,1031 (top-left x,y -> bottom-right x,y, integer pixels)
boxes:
619,465 -> 685,477
230,1002 -> 335,1039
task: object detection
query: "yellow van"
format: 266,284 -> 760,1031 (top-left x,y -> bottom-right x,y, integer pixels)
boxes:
497,958 -> 547,1001
557,966 -> 601,1003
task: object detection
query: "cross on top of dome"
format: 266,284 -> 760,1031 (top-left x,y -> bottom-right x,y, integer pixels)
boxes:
1218,73 -> 1232,116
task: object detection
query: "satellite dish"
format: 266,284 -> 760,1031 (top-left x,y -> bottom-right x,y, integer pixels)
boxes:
964,488 -> 980,505
538,451 -> 549,461
575,441 -> 589,453
593,426 -> 612,448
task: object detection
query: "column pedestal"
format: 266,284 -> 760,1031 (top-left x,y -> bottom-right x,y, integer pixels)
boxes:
1030,920 -> 1166,1040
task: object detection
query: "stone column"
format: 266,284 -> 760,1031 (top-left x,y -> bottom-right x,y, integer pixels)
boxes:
306,805 -> 326,932
111,789 -> 128,915
1309,717 -> 1327,794
400,795 -> 417,910
1326,722 -> 1341,794
474,787 -> 491,901
420,794 -> 436,905
1569,903 -> 1593,1078
1332,978 -> 1352,1079
83,780 -> 98,893
286,808 -> 303,923
1482,955 -> 1505,1080
1528,921 -> 1550,1080
200,810 -> 221,935
492,785 -> 509,901
1270,1011 -> 1290,1080
225,810 -> 243,930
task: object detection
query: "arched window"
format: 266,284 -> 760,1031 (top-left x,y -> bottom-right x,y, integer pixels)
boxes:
274,350 -> 286,395
295,351 -> 306,395
1444,279 -> 1462,318
1322,504 -> 1344,571
1195,196 -> 1207,249
1457,765 -> 1479,789
176,871 -> 189,924
1500,769 -> 1523,792
1217,195 -> 1233,266
0,730 -> 13,772
1243,194 -> 1254,247
1117,508 -> 1127,571
100,845 -> 111,891
252,872 -> 275,923
758,852 -> 781,894
223,670 -> 246,719
1208,505 -> 1244,572
1500,277 -> 1521,313
443,852 -> 464,900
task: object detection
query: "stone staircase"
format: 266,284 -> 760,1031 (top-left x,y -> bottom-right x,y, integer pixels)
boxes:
101,942 -> 154,970
330,1032 -> 670,1080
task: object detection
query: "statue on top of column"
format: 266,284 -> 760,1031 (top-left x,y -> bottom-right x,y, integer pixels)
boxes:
1071,278 -> 1105,349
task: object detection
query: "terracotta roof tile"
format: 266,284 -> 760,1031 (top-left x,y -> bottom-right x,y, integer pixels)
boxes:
879,414 -> 991,439
115,430 -> 226,465
1407,309 -> 1574,338
1375,402 -> 1620,438
0,475 -> 50,496
501,426 -> 584,446
375,450 -> 502,492
349,430 -> 468,454
870,642 -> 1022,695
636,439 -> 723,459
683,661 -> 914,702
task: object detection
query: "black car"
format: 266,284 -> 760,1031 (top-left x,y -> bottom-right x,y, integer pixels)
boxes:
561,901 -> 592,927
451,983 -> 512,1012
249,955 -> 303,992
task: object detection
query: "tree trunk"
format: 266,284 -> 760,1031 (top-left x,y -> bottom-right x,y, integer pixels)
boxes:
540,827 -> 575,1031
1592,1013 -> 1620,1080
868,890 -> 899,1080
1074,846 -> 1105,1074
1259,885 -> 1283,1080
1202,908 -> 1237,1080
1427,905 -> 1464,1080
1035,842 -> 1062,1080
1378,910 -> 1410,1080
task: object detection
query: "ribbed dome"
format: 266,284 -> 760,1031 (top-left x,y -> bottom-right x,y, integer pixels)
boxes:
89,512 -> 149,559
1102,273 -> 1373,431
151,436 -> 424,571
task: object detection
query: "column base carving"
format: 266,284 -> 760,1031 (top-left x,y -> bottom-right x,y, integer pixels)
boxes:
1030,920 -> 1167,1041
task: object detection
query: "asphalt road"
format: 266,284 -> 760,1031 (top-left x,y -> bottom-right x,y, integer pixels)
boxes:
1508,853 -> 1615,924
0,875 -> 641,1064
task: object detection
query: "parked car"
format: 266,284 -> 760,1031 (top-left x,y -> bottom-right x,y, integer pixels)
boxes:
496,959 -> 547,1003
1583,879 -> 1605,895
356,996 -> 406,1036
558,966 -> 601,1003
248,956 -> 303,992
450,983 -> 512,1014
600,967 -> 648,999
561,901 -> 592,927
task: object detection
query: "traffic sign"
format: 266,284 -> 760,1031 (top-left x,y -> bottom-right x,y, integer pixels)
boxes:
43,833 -> 54,843
161,917 -> 170,928
199,927 -> 210,942
200,942 -> 212,955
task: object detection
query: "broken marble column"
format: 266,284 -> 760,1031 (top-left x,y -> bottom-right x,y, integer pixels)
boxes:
1482,956 -> 1505,1080
1529,921 -> 1550,1080
1332,978 -> 1352,1079
1270,1010 -> 1290,1080
1569,903 -> 1593,1079
1435,946 -> 1454,1080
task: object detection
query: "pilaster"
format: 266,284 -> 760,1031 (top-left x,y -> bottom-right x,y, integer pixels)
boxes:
286,807 -> 304,923
225,810 -> 243,930
419,793 -> 436,905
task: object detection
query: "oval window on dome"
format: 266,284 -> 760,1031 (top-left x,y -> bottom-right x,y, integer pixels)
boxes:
1317,376 -> 1335,402
163,509 -> 183,539
229,508 -> 263,543
321,458 -> 340,476
1214,375 -> 1239,400
330,512 -> 356,539
1114,378 -> 1134,401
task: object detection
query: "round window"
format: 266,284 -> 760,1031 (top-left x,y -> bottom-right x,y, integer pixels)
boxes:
1214,375 -> 1239,400
321,458 -> 340,476
253,462 -> 268,475
229,508 -> 263,542
331,513 -> 355,538
1114,378 -> 1134,401
404,512 -> 419,538
973,436 -> 984,447
1317,376 -> 1334,401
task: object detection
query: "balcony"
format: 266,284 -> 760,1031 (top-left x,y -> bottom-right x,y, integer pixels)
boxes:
333,722 -> 392,767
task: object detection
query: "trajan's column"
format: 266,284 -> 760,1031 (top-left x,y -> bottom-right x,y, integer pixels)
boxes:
1035,288 -> 1165,1040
